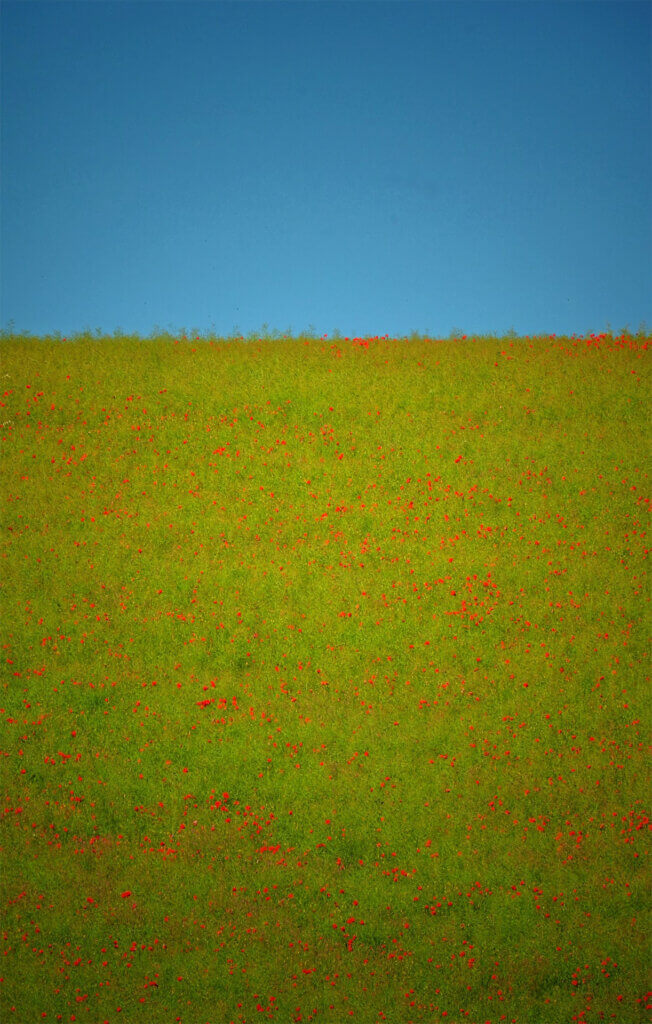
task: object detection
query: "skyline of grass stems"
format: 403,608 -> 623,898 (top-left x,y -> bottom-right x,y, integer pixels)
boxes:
0,328 -> 649,1023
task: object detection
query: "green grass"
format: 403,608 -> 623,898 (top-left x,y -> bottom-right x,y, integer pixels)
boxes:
1,326 -> 650,1023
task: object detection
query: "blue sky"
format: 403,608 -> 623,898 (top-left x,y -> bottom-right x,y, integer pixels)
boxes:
2,0 -> 650,340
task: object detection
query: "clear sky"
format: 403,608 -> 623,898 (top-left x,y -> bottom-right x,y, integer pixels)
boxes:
1,0 -> 650,340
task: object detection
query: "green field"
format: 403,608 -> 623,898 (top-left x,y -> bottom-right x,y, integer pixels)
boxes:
1,329 -> 649,1023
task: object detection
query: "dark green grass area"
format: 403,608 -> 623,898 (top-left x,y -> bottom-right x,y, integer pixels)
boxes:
0,327 -> 650,1023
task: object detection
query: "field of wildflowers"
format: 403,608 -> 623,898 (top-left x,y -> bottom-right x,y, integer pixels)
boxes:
0,328 -> 649,1023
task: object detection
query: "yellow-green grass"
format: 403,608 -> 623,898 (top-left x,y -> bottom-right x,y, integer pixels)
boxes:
0,328 -> 649,1023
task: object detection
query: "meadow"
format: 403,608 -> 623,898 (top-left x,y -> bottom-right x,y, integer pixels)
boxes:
0,328 -> 649,1024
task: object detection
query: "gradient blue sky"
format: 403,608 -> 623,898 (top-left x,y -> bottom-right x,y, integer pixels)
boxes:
2,0 -> 650,340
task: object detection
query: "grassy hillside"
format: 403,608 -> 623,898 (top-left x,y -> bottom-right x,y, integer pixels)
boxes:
1,329 -> 649,1023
